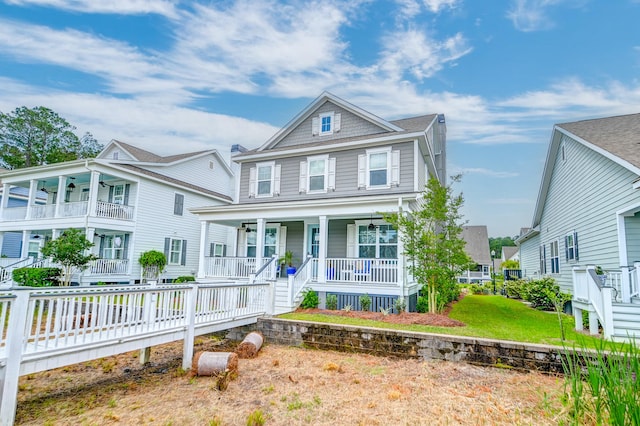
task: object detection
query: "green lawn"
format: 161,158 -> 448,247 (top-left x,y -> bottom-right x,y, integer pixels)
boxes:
280,294 -> 607,348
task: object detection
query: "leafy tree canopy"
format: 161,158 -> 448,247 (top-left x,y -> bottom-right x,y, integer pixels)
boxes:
489,236 -> 516,257
0,106 -> 103,169
40,228 -> 97,286
385,176 -> 471,313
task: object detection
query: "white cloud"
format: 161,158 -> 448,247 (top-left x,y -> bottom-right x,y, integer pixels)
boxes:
395,0 -> 459,19
506,0 -> 588,32
451,166 -> 520,178
3,0 -> 179,17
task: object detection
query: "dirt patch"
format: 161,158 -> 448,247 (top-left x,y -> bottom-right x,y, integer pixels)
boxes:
295,308 -> 465,327
15,337 -> 565,425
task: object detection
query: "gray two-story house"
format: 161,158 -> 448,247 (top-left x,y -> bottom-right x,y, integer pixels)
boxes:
191,92 -> 447,312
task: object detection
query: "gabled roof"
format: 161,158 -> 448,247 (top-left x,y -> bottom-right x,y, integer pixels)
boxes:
114,164 -> 232,202
502,246 -> 518,260
461,225 -> 491,264
530,113 -> 640,228
99,140 -> 234,176
257,91 -> 405,152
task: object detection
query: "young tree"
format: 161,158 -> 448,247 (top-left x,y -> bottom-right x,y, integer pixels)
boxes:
0,106 -> 103,169
385,176 -> 471,313
40,229 -> 98,286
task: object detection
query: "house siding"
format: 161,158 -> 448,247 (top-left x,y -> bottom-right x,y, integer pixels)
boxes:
521,134 -> 640,292
274,101 -> 388,149
519,234 -> 540,278
328,219 -> 351,258
625,213 -> 640,264
237,141 -> 416,204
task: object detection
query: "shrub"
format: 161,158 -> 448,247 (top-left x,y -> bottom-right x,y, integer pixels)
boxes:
359,293 -> 371,311
326,294 -> 338,310
523,277 -> 569,311
173,276 -> 195,283
300,289 -> 319,309
504,279 -> 528,299
416,295 -> 429,313
394,297 -> 406,314
13,267 -> 61,287
138,250 -> 167,280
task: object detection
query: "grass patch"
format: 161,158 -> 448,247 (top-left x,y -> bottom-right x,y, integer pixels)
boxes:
281,295 -> 607,348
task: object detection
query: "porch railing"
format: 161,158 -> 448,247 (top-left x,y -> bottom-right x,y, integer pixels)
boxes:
252,255 -> 278,282
0,258 -> 34,284
290,255 -> 314,306
89,259 -> 129,275
31,204 -> 56,219
1,206 -> 27,221
203,257 -> 258,279
572,266 -> 615,338
324,258 -> 399,285
59,201 -> 88,217
95,201 -> 134,220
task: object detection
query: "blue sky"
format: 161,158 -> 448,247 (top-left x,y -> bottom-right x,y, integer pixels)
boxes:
1,0 -> 640,237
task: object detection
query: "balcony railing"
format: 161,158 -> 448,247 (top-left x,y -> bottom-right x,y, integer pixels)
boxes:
59,201 -> 89,217
2,206 -> 27,221
31,204 -> 56,219
89,259 -> 129,275
95,201 -> 134,220
204,257 -> 258,279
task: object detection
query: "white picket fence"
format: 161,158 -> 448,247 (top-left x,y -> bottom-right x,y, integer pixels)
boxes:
0,282 -> 272,425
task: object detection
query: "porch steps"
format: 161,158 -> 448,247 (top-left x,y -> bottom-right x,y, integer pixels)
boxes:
273,279 -> 296,315
611,302 -> 640,339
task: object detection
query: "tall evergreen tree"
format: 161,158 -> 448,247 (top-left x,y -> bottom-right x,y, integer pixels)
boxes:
0,106 -> 103,169
385,176 -> 471,313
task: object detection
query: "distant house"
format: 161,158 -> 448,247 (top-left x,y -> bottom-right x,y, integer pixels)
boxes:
0,186 -> 46,260
190,92 -> 447,312
457,225 -> 492,283
517,113 -> 640,340
501,246 -> 519,263
0,141 -> 235,285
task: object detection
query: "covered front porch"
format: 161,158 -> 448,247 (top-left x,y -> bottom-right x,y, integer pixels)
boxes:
191,195 -> 420,310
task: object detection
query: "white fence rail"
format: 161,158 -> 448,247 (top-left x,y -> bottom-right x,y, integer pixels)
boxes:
203,257 -> 260,278
89,258 -> 129,275
0,282 -> 270,424
95,201 -> 134,220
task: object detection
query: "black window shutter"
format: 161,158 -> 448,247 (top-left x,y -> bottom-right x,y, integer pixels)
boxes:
174,194 -> 184,215
99,236 -> 105,257
209,243 -> 214,257
123,234 -> 130,259
181,240 -> 187,265
564,236 -> 569,261
124,184 -> 130,205
108,186 -> 114,203
164,238 -> 170,259
574,232 -> 579,261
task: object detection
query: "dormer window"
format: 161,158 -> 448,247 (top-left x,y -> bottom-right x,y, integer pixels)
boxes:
312,112 -> 341,136
112,151 -> 119,160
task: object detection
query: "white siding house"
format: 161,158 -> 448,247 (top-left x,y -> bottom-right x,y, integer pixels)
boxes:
190,92 -> 447,313
518,113 -> 640,340
0,141 -> 235,285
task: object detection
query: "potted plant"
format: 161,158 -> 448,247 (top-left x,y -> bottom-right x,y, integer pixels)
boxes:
595,265 -> 607,285
278,250 -> 297,275
139,250 -> 167,283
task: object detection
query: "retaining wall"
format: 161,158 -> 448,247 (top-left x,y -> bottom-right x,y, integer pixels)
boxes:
226,318 -> 571,374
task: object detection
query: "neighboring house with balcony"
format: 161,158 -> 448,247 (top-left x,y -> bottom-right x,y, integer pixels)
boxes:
0,186 -> 46,260
190,92 -> 447,312
517,113 -> 640,341
457,225 -> 492,283
0,140 -> 235,285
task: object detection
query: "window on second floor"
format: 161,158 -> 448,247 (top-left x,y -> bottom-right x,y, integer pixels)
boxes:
299,156 -> 336,193
249,162 -> 281,198
174,193 -> 184,216
358,148 -> 400,189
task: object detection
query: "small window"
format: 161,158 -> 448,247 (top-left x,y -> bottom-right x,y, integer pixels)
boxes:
209,160 -> 214,170
80,188 -> 90,202
367,148 -> 391,187
320,113 -> 333,135
174,193 -> 184,216
550,240 -> 560,274
113,151 -> 119,160
210,243 -> 225,257
112,184 -> 125,204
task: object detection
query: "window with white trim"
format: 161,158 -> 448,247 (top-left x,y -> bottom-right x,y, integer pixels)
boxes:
264,226 -> 278,257
102,234 -> 125,259
308,157 -> 327,192
257,163 -> 273,196
168,238 -> 183,265
320,113 -> 333,135
209,243 -> 225,257
246,230 -> 257,257
312,112 -> 341,136
358,148 -> 400,189
539,244 -> 546,274
249,162 -> 280,198
565,231 -> 579,261
357,223 -> 397,258
112,184 -> 125,204
550,240 -> 560,274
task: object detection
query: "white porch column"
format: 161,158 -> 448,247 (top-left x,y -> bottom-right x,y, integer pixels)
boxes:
0,183 -> 10,220
25,179 -> 37,219
55,175 -> 66,218
197,221 -> 209,279
318,215 -> 328,283
0,232 -> 4,257
88,170 -> 100,217
621,266 -> 632,303
256,218 -> 265,269
85,228 -> 96,255
20,230 -> 29,258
